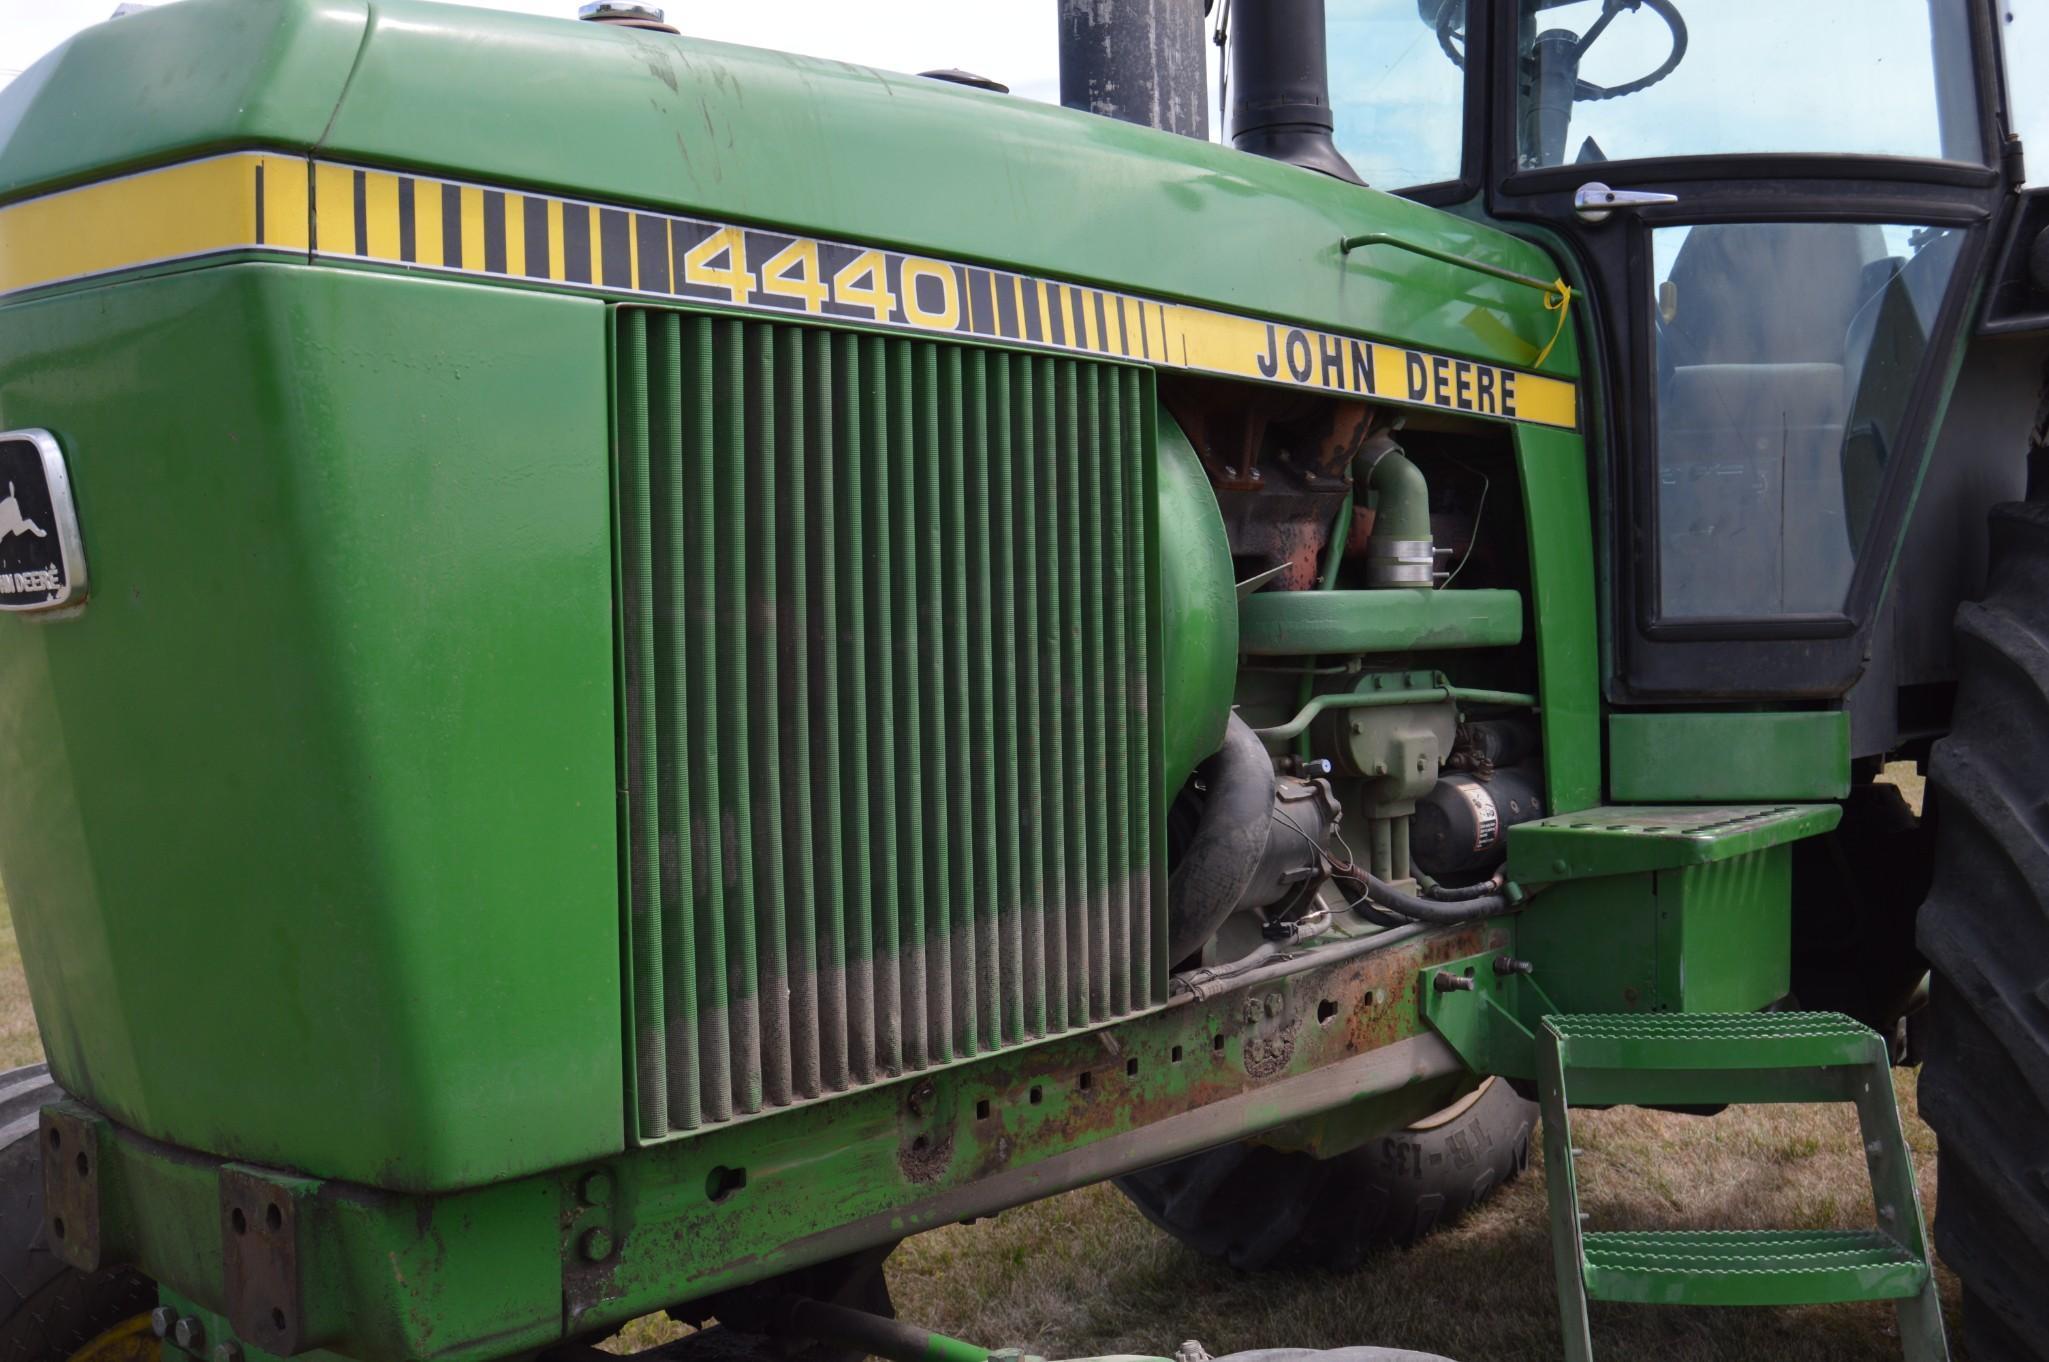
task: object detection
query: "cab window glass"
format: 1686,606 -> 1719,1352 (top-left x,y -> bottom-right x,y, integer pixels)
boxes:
1652,221 -> 1963,620
1328,0 -> 1468,189
1514,0 -> 1982,170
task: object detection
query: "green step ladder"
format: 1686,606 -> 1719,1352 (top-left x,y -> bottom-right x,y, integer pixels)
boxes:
1536,1011 -> 1947,1361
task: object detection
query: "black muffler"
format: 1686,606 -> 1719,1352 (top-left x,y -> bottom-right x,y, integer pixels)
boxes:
1227,0 -> 1363,183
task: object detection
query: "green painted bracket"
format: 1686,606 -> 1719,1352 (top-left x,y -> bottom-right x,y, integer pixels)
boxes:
1418,947 -> 1562,1080
1506,804 -> 1842,882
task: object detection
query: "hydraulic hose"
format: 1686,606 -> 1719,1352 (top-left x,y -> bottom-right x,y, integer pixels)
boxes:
1340,869 -> 1509,923
1420,876 -> 1504,903
1167,713 -> 1276,965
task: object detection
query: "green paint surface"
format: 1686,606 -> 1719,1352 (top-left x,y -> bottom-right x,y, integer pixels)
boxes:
1513,423 -> 1601,814
1238,587 -> 1523,655
1508,803 -> 1841,882
0,264 -> 623,1190
1608,711 -> 1852,803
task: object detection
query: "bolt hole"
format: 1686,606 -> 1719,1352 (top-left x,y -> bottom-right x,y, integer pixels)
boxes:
1077,1071 -> 1091,1092
1463,965 -> 1476,977
911,1135 -> 929,1154
1212,1034 -> 1226,1054
1028,1086 -> 1042,1106
1317,999 -> 1337,1025
975,1098 -> 991,1121
266,1203 -> 283,1232
231,1208 -> 248,1236
1363,989 -> 1380,1008
74,1152 -> 88,1177
46,1129 -> 60,1151
1170,1046 -> 1184,1064
272,1309 -> 287,1333
705,1165 -> 747,1203
1125,1057 -> 1139,1078
51,1217 -> 64,1240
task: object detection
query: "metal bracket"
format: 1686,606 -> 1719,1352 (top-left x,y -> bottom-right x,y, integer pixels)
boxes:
221,1166 -> 316,1356
1420,948 -> 1560,1080
39,1103 -> 105,1272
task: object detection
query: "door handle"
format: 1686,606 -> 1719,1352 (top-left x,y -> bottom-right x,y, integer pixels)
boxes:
1574,181 -> 1679,224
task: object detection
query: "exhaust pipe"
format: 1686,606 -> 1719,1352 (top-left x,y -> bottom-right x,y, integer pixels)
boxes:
1227,0 -> 1362,183
1057,0 -> 1210,140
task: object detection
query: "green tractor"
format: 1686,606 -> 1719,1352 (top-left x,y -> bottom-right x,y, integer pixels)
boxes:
0,0 -> 2041,1359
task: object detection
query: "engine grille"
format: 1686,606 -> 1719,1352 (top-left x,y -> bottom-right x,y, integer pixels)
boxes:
615,306 -> 1162,1136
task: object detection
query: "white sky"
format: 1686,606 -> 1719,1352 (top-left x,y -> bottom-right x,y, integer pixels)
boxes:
0,0 -> 2041,181
0,0 -> 1097,109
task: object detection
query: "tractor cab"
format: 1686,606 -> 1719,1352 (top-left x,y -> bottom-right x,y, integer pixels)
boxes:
1328,0 -> 2025,707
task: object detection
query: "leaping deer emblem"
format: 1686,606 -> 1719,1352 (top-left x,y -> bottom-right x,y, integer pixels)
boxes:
0,484 -> 48,545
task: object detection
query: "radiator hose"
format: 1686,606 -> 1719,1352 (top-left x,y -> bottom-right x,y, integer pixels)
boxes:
1167,713 -> 1276,965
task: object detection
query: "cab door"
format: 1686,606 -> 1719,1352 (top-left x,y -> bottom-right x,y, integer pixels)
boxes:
1475,0 -> 2019,699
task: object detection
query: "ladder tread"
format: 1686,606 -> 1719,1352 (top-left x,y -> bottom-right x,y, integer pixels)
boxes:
1581,1229 -> 1929,1306
1544,1010 -> 1885,1072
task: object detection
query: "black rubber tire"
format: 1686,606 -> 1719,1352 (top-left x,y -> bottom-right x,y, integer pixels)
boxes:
0,1065 -> 155,1362
1114,1077 -> 1534,1271
1917,500 -> 2049,1362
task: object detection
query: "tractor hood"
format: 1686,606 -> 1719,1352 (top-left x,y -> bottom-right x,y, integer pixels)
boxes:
0,0 -> 1577,380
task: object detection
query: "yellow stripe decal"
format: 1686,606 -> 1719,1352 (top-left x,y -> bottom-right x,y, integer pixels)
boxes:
0,153 -> 1578,429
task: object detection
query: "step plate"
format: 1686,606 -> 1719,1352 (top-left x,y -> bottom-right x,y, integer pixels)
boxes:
1546,1011 -> 1885,1072
1582,1229 -> 1928,1306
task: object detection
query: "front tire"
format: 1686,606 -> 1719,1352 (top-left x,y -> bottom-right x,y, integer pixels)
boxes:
1917,501 -> 2049,1362
0,1065 -> 155,1362
1114,1077 -> 1534,1271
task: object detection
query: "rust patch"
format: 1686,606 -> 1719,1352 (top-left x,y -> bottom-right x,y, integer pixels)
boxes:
896,1127 -> 954,1184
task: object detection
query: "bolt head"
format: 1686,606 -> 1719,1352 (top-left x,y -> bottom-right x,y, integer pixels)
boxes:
578,0 -> 664,20
580,1226 -> 615,1261
212,1344 -> 244,1362
150,1308 -> 177,1339
579,1170 -> 613,1207
1263,993 -> 1283,1018
171,1317 -> 206,1351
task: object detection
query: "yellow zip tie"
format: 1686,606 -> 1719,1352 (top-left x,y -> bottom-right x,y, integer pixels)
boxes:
1534,279 -> 1574,368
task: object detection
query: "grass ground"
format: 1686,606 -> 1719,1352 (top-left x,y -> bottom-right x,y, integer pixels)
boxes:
0,764 -> 1962,1360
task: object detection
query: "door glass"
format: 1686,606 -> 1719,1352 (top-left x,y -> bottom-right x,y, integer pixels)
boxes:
1514,0 -> 1982,170
2004,3 -> 2049,186
1327,0 -> 1468,188
1652,221 -> 1963,620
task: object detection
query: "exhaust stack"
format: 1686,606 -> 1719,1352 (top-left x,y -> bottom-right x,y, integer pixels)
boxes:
1227,0 -> 1362,183
1057,0 -> 1210,140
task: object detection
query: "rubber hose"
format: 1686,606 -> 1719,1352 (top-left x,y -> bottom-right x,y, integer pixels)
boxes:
1168,713 -> 1277,965
1346,869 -> 1508,923
1425,877 -> 1503,902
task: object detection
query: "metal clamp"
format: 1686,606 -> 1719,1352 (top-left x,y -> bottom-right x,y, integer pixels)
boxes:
39,1104 -> 103,1272
221,1166 -> 313,1356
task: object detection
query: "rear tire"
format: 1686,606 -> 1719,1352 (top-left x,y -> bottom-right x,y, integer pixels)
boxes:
1917,500 -> 2049,1362
0,1065 -> 156,1362
1114,1077 -> 1533,1271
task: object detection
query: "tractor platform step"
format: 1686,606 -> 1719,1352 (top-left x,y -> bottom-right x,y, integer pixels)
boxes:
1581,1228 -> 1928,1306
1537,1011 -> 1946,1361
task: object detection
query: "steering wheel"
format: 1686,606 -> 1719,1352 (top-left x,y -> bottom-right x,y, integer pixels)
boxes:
1434,0 -> 1688,102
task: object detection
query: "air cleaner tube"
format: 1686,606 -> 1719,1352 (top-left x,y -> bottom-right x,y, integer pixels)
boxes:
1167,713 -> 1276,965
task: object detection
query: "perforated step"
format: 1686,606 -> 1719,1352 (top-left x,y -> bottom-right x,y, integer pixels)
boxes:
1536,1010 -> 1948,1360
1545,1010 -> 1885,1072
1581,1229 -> 1929,1306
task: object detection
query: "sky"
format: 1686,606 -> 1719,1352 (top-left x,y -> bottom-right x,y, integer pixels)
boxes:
0,0 -> 2041,181
0,0 -> 1126,110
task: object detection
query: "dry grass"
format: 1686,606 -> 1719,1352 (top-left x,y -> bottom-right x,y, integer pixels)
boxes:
0,799 -> 1962,1361
0,882 -> 44,1070
886,1081 -> 1956,1362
